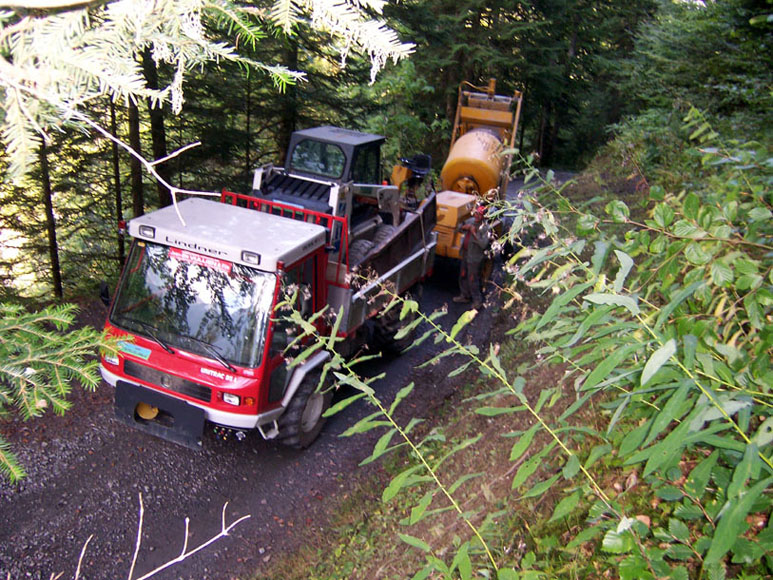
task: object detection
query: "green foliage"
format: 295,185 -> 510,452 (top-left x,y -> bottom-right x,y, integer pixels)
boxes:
502,104 -> 772,576
0,303 -> 113,482
0,0 -> 413,180
382,0 -> 657,168
622,0 -> 773,116
267,99 -> 771,580
363,59 -> 437,170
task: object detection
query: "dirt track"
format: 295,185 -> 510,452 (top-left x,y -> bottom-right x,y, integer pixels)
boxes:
0,262 -> 498,580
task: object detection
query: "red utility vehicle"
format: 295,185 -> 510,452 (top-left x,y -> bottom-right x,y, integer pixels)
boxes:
101,127 -> 437,449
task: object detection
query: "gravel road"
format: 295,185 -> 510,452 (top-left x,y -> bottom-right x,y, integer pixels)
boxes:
0,262 -> 497,580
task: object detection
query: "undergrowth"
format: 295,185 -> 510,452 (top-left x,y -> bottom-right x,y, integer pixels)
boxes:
258,105 -> 772,580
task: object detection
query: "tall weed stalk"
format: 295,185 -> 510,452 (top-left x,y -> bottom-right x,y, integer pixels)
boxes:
279,107 -> 771,578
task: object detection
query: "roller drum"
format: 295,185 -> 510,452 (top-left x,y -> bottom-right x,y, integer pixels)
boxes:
440,130 -> 503,196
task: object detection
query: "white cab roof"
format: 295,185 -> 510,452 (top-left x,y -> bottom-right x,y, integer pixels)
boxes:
128,197 -> 326,271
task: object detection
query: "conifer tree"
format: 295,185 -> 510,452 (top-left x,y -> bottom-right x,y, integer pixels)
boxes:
384,0 -> 657,167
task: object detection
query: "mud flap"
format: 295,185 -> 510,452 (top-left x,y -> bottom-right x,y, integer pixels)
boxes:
115,381 -> 205,450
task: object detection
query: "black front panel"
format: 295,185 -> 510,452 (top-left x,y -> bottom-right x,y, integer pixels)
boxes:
115,381 -> 205,450
123,359 -> 212,403
260,173 -> 332,214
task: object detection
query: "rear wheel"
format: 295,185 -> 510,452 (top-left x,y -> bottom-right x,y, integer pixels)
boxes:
277,370 -> 332,449
372,224 -> 397,247
373,292 -> 416,354
349,239 -> 374,267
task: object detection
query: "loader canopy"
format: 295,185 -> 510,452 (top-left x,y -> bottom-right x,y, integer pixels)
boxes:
285,126 -> 385,183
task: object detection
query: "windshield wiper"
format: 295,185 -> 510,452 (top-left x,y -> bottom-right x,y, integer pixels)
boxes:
121,317 -> 175,354
180,334 -> 237,373
139,323 -> 175,355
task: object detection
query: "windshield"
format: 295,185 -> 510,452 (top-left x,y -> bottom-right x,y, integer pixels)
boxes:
289,139 -> 346,178
110,242 -> 276,368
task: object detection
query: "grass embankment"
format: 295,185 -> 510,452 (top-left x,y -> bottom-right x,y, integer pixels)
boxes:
254,165 -> 643,579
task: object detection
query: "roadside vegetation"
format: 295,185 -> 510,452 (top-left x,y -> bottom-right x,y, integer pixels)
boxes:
261,104 -> 772,577
260,3 -> 772,577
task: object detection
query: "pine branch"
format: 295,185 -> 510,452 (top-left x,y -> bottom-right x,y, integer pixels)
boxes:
0,302 -> 113,479
0,436 -> 27,483
0,0 -> 412,178
269,0 -> 299,35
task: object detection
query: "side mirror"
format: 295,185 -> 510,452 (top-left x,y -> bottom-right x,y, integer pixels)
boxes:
99,281 -> 111,307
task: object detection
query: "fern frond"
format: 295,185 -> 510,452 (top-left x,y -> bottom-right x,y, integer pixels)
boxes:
269,0 -> 301,35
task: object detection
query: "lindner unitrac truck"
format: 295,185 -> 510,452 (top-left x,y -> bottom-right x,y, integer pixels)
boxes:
101,126 -> 437,449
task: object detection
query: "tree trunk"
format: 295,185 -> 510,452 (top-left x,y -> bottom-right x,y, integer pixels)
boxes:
142,49 -> 173,207
128,101 -> 144,217
38,143 -> 63,299
277,39 -> 299,166
244,72 -> 252,180
109,101 -> 125,264
537,105 -> 546,164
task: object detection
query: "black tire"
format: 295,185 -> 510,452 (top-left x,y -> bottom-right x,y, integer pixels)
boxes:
372,225 -> 397,247
373,292 -> 416,354
276,370 -> 332,449
349,239 -> 374,267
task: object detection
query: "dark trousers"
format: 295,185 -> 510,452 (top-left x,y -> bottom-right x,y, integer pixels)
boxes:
459,259 -> 483,304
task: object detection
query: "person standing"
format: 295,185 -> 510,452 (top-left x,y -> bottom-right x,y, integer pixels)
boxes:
453,205 -> 490,309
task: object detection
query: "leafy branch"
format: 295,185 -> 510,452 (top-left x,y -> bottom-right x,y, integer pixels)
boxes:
274,290 -> 502,574
500,109 -> 772,576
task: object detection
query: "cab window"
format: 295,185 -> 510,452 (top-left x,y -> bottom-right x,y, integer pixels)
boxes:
271,257 -> 316,354
351,145 -> 380,184
289,139 -> 346,179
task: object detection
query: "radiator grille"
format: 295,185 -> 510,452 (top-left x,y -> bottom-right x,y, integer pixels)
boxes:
123,360 -> 212,403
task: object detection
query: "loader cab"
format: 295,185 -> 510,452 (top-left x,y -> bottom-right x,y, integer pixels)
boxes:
285,126 -> 385,184
252,126 -> 394,234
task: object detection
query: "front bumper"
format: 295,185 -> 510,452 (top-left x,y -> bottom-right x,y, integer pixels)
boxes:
115,381 -> 206,450
102,364 -> 286,442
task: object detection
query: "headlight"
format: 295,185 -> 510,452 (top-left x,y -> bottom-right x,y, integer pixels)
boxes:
222,392 -> 240,406
138,225 -> 156,239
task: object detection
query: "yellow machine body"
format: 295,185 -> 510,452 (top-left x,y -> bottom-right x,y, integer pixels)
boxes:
391,165 -> 411,190
440,131 -> 503,197
435,191 -> 477,259
435,78 -> 523,260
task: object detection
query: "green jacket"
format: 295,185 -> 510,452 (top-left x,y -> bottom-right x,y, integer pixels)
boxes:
460,220 -> 490,265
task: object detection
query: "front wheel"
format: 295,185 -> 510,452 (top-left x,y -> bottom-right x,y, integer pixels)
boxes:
276,370 -> 333,449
